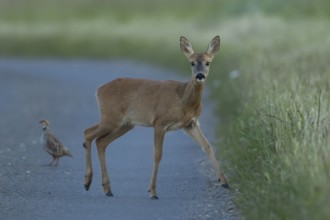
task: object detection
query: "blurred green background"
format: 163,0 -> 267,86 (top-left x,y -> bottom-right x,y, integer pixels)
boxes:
1,0 -> 330,61
2,1 -> 330,220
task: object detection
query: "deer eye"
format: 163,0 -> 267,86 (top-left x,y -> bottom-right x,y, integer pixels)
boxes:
190,62 -> 195,66
205,62 -> 210,66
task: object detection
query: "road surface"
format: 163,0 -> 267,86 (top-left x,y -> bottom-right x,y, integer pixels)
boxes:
0,59 -> 238,220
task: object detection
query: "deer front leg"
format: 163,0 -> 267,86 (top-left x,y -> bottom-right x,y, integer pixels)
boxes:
148,126 -> 165,199
184,124 -> 229,188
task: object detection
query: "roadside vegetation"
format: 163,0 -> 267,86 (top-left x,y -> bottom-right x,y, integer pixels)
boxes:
1,0 -> 330,219
215,16 -> 330,220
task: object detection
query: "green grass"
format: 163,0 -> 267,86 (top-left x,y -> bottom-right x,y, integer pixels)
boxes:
214,16 -> 330,220
1,1 -> 330,219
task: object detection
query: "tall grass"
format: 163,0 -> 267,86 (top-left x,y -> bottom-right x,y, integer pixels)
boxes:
1,1 -> 330,219
214,15 -> 330,219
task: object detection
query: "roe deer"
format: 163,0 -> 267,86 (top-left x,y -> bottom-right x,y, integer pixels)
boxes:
83,36 -> 228,199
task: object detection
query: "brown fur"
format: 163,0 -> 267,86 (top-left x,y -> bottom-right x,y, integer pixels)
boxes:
83,36 -> 228,199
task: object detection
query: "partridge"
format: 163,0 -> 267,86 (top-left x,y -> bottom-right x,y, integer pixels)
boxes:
39,119 -> 72,166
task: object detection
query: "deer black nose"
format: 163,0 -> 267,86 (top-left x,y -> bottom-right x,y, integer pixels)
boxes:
196,73 -> 205,80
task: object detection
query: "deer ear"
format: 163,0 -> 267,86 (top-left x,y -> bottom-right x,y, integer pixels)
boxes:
180,36 -> 194,58
207,36 -> 220,56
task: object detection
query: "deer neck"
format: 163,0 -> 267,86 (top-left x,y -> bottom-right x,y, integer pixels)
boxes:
182,80 -> 204,111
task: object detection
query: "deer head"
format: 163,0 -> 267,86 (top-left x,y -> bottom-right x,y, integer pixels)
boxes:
180,36 -> 220,83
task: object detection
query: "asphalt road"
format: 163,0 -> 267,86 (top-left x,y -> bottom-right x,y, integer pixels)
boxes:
0,59 -> 238,220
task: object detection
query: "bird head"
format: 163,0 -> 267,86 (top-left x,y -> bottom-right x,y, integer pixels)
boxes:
39,119 -> 49,130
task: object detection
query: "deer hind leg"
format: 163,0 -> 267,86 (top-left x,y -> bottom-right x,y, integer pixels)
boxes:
95,124 -> 134,197
148,126 -> 165,199
184,125 -> 229,188
83,124 -> 107,191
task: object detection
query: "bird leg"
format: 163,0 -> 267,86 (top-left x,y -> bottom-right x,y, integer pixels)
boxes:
54,158 -> 59,166
47,156 -> 58,166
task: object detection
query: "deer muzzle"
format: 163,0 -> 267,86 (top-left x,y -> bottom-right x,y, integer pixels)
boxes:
195,73 -> 206,82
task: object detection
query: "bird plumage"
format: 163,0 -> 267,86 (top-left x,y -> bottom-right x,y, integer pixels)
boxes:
39,119 -> 72,166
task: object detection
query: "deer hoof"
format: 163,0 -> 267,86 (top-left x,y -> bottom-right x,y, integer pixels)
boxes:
150,195 -> 159,200
106,192 -> 114,197
84,184 -> 90,191
221,183 -> 230,189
